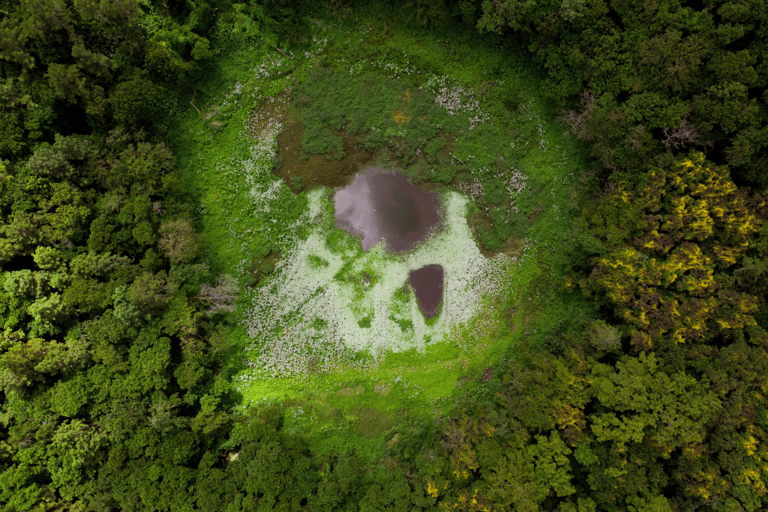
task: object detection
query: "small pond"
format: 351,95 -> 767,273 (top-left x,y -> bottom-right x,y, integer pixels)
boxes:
408,264 -> 444,319
333,166 -> 445,319
333,166 -> 443,253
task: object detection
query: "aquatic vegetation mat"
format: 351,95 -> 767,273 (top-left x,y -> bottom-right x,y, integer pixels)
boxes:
243,187 -> 513,377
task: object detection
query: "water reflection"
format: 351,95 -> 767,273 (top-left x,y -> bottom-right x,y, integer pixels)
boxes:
333,166 -> 442,253
333,167 -> 446,319
409,264 -> 444,319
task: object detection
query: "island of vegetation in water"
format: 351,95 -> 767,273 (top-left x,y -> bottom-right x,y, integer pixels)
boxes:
1,1 -> 768,511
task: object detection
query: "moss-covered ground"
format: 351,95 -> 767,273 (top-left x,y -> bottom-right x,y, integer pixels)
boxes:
165,7 -> 592,461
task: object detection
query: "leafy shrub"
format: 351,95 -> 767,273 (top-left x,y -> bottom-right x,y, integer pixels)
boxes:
291,175 -> 305,191
158,218 -> 203,264
333,136 -> 345,160
302,125 -> 334,154
360,130 -> 388,151
423,159 -> 458,184
477,224 -> 502,251
423,136 -> 446,160
481,176 -> 506,204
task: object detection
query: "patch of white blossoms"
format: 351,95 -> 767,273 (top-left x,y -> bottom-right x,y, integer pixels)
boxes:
242,189 -> 515,377
424,75 -> 491,130
243,120 -> 282,214
457,178 -> 483,201
518,92 -> 549,152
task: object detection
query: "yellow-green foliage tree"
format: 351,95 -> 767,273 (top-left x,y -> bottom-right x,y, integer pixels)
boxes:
579,152 -> 766,350
676,340 -> 768,510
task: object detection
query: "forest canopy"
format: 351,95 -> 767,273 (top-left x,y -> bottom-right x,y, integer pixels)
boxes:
1,0 -> 767,511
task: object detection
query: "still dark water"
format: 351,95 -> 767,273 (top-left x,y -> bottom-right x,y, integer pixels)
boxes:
409,264 -> 444,319
333,166 -> 445,318
333,166 -> 442,253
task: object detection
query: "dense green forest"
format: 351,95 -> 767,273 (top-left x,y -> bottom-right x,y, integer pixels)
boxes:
1,0 -> 767,511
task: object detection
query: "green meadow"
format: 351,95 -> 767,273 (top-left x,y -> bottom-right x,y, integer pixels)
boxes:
166,7 -> 591,458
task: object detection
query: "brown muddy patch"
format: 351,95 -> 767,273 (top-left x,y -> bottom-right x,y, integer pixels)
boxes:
469,211 -> 526,259
247,94 -> 290,139
273,106 -> 379,192
248,249 -> 282,284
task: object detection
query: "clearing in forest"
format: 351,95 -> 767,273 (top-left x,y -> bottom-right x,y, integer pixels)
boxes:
167,11 -> 588,452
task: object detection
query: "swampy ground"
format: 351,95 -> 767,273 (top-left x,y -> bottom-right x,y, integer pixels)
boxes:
166,6 -> 592,459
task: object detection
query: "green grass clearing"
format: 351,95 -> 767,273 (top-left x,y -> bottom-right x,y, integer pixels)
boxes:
165,8 -> 592,460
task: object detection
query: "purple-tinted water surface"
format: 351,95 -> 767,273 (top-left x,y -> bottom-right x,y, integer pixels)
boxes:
333,167 -> 445,318
408,264 -> 444,319
332,166 -> 442,253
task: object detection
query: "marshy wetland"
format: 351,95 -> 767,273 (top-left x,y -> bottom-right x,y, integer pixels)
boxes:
168,11 -> 587,448
333,166 -> 446,320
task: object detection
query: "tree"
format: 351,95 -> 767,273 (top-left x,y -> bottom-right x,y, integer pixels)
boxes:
527,431 -> 576,498
221,409 -> 318,509
158,217 -> 203,265
0,334 -> 89,393
107,76 -> 166,130
46,420 -> 106,500
580,153 -> 766,350
590,352 -> 721,454
474,437 -> 543,512
125,271 -> 176,315
46,63 -> 88,104
196,274 -> 238,314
